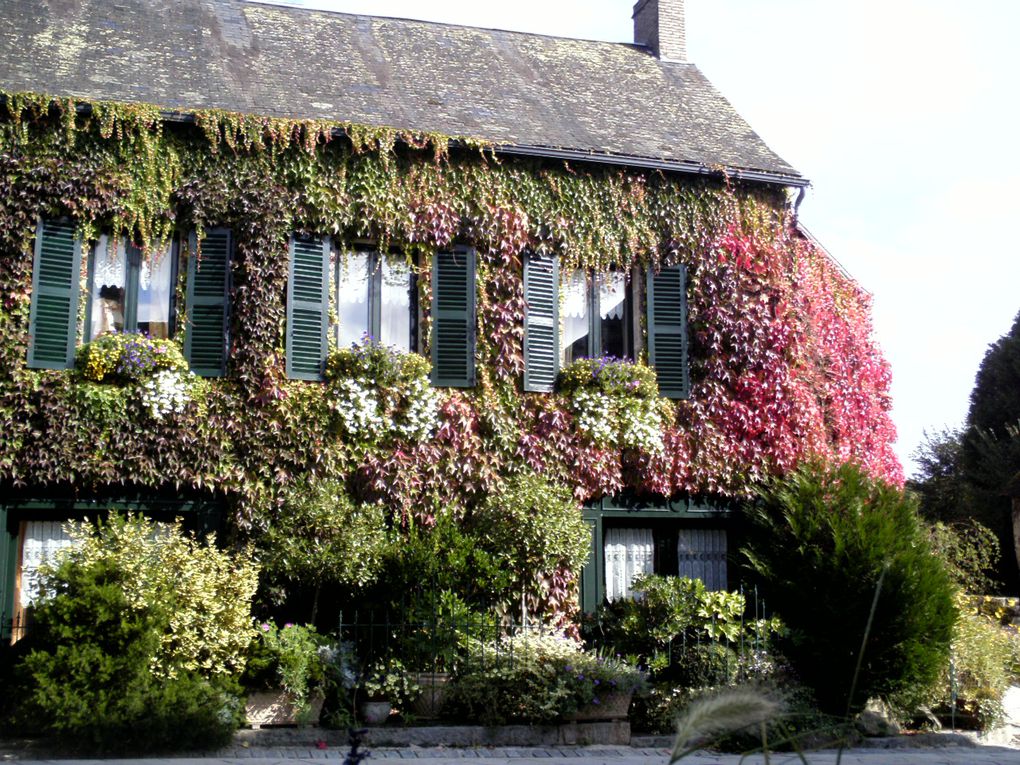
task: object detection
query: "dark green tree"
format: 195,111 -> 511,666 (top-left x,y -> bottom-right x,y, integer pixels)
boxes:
742,462 -> 957,716
967,310 -> 1020,435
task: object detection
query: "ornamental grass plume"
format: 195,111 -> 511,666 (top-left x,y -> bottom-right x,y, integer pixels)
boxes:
669,687 -> 780,763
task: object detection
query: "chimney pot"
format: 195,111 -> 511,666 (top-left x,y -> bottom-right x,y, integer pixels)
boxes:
633,0 -> 687,62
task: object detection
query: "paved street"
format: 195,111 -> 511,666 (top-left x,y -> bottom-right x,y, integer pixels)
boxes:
9,745 -> 1020,765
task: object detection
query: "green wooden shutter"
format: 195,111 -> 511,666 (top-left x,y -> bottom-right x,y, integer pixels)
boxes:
431,247 -> 475,387
287,235 -> 330,381
184,229 -> 231,377
27,220 -> 81,369
647,264 -> 690,399
523,251 -> 559,392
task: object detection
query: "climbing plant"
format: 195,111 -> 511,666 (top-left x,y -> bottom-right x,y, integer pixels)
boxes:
0,92 -> 901,618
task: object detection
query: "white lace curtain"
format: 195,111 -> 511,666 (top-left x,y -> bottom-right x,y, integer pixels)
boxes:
20,521 -> 75,608
677,529 -> 728,591
604,527 -> 654,601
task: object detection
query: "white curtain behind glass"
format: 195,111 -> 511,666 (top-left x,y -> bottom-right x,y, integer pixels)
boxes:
137,243 -> 173,337
560,270 -> 589,365
380,257 -> 411,351
20,521 -> 75,608
599,271 -> 626,320
337,252 -> 370,347
90,235 -> 126,338
604,527 -> 654,601
677,529 -> 728,591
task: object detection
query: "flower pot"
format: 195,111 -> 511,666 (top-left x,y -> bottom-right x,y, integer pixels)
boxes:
569,690 -> 633,721
360,700 -> 392,725
410,671 -> 451,719
245,689 -> 325,728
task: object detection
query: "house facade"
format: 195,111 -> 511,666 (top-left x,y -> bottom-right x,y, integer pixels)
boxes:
0,0 -> 901,635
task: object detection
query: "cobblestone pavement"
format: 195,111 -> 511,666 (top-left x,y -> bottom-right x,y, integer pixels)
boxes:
10,745 -> 1020,765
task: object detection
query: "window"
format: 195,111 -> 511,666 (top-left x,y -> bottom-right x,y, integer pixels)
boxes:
560,268 -> 633,365
601,524 -> 728,602
27,219 -> 83,369
87,235 -> 177,340
336,248 -> 416,352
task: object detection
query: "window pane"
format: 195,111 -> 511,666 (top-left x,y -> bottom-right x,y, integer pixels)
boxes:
137,243 -> 174,339
380,256 -> 412,351
561,269 -> 590,365
89,235 -> 126,338
599,269 -> 630,360
337,251 -> 371,347
677,529 -> 728,591
604,527 -> 654,601
20,521 -> 74,608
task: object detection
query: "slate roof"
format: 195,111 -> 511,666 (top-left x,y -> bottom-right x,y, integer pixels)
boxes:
0,0 -> 803,184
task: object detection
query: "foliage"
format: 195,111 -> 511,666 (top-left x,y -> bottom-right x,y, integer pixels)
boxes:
927,520 -> 1001,594
928,597 -> 1020,729
325,343 -> 441,446
359,657 -> 420,707
244,622 -> 330,718
910,428 -> 969,524
13,554 -> 241,753
559,357 -> 668,453
468,472 -> 589,618
447,628 -> 645,725
257,476 -> 389,595
76,331 -> 188,382
742,461 -> 957,715
42,514 -> 259,678
967,309 -> 1020,436
581,574 -> 781,683
0,91 -> 900,623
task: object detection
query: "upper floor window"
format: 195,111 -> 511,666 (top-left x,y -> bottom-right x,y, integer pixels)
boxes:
87,236 -> 176,340
560,268 -> 633,366
336,249 -> 416,352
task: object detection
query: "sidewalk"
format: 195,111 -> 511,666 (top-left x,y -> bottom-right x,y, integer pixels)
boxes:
7,744 -> 1020,765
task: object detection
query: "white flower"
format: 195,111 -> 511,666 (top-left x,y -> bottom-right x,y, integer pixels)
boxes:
139,369 -> 193,419
332,378 -> 387,438
394,376 -> 441,442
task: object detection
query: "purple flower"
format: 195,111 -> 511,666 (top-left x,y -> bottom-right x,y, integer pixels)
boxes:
592,697 -> 600,705
284,622 -> 295,628
260,623 -> 271,632
593,679 -> 600,685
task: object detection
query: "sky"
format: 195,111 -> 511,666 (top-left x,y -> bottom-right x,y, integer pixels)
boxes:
257,0 -> 1020,476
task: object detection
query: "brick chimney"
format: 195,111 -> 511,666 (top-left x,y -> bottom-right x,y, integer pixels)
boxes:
633,0 -> 686,62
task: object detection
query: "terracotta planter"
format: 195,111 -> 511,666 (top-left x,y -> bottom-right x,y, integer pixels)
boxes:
569,690 -> 633,721
360,700 -> 392,725
245,689 -> 324,728
410,671 -> 451,719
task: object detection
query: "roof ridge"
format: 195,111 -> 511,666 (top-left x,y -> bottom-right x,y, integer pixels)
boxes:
241,0 -> 645,49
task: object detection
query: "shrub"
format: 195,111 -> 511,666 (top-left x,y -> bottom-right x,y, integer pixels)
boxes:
447,628 -> 645,725
243,622 -> 332,720
258,477 -> 390,619
44,514 -> 259,678
927,520 -> 1001,594
580,574 -> 781,683
14,555 -> 240,753
469,472 -> 589,614
930,597 -> 1020,729
742,462 -> 958,715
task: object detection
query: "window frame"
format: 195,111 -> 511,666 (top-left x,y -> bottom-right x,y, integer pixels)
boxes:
560,267 -> 635,364
335,246 -> 418,353
84,236 -> 180,341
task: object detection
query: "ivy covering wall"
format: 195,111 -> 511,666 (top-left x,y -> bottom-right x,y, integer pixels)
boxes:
0,93 -> 901,534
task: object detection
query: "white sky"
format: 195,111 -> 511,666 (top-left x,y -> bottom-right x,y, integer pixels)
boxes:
259,0 -> 1020,476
